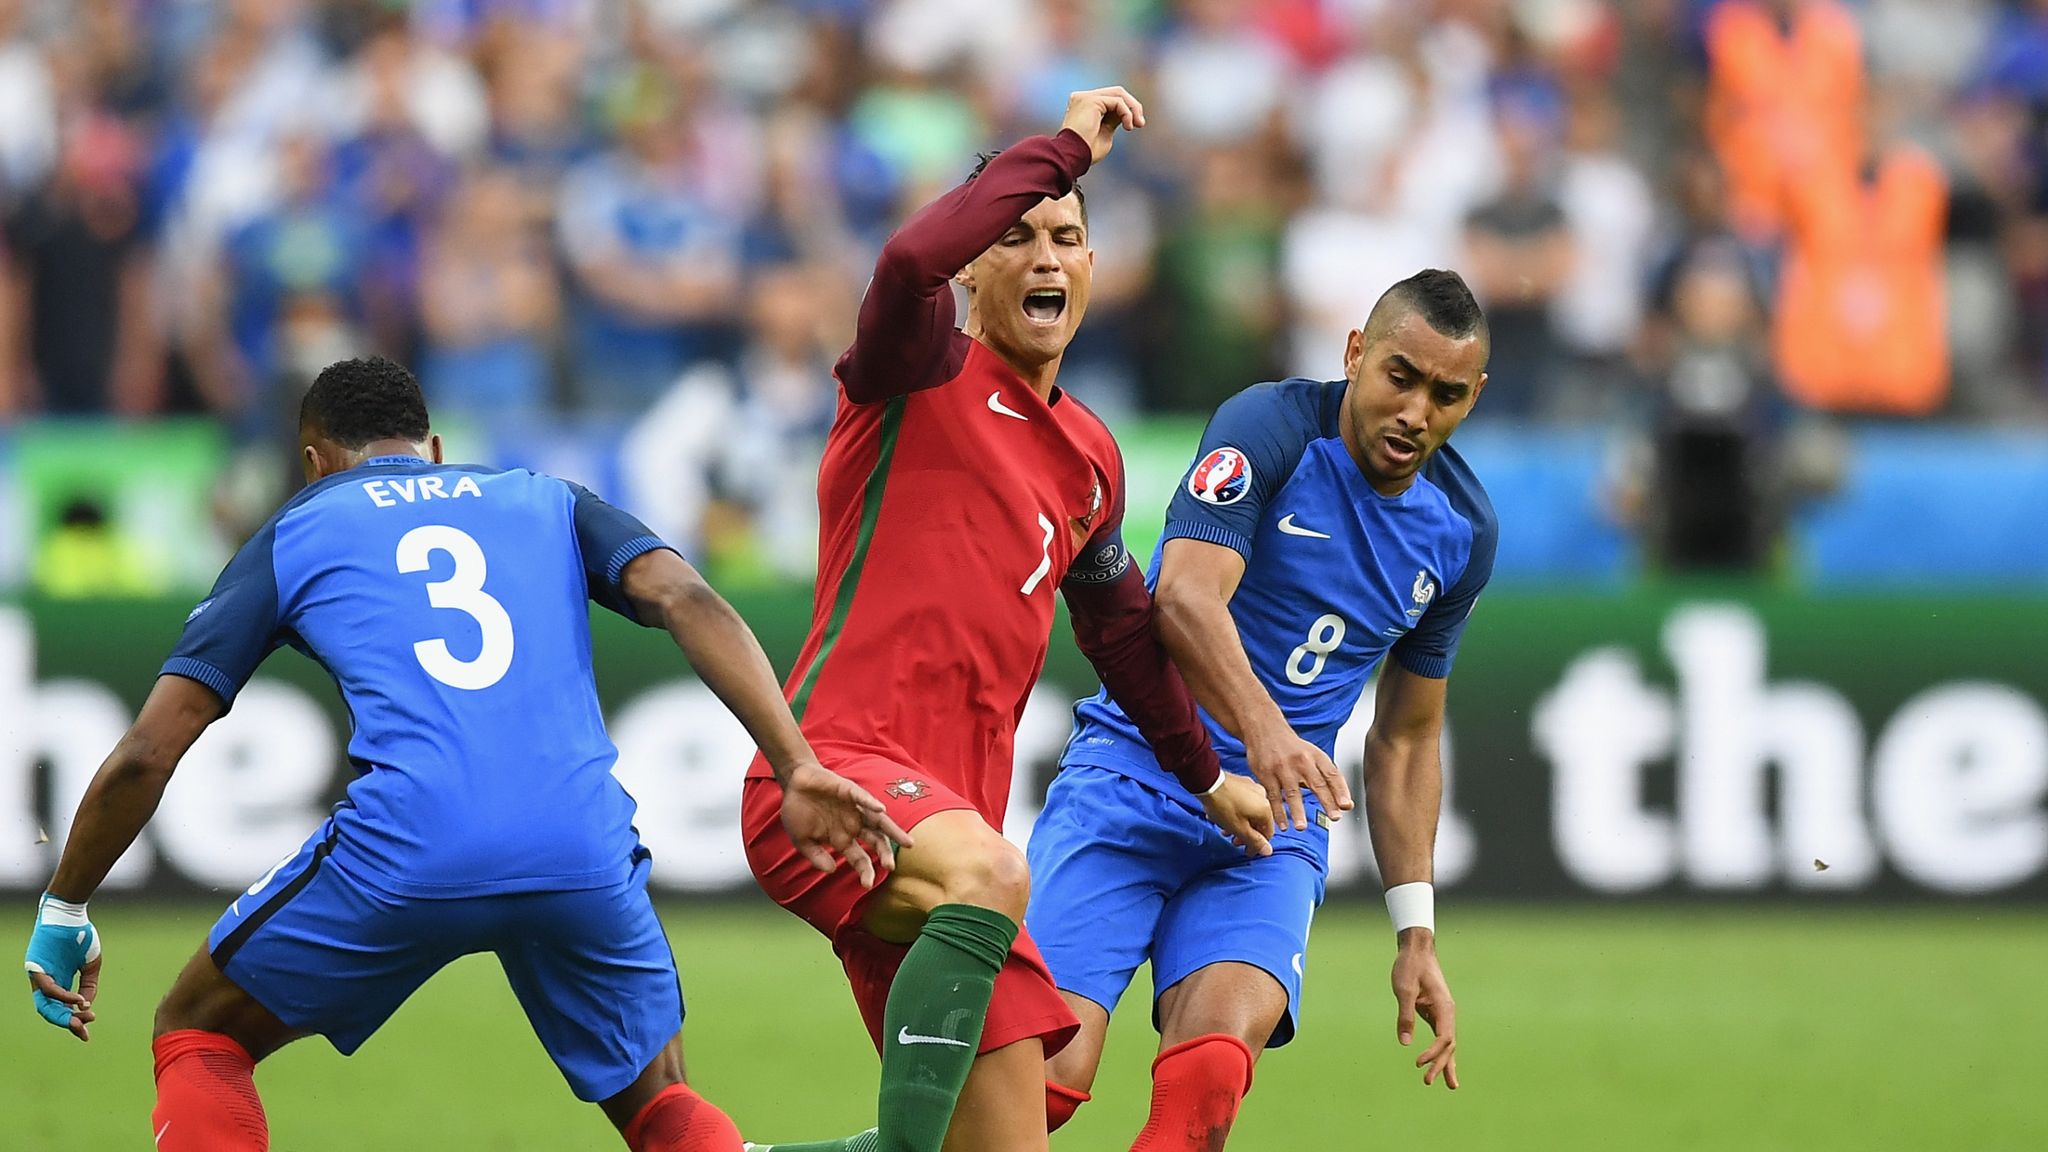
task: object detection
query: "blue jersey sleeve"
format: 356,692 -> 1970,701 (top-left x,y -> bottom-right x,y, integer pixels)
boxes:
161,522 -> 285,707
568,481 -> 675,624
1392,455 -> 1498,679
1161,380 -> 1329,560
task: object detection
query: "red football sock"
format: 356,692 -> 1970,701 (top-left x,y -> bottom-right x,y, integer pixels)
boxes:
1046,1080 -> 1091,1133
1128,1034 -> 1256,1152
622,1083 -> 744,1152
150,1029 -> 267,1151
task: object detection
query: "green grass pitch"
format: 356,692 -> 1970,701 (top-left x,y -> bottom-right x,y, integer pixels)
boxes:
6,902 -> 2042,1150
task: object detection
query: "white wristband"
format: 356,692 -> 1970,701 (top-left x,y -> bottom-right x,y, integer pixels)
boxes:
1384,882 -> 1434,935
1196,769 -> 1229,797
38,894 -> 90,928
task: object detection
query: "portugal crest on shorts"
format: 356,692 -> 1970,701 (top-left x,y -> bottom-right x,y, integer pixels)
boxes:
1188,447 -> 1252,506
885,778 -> 933,801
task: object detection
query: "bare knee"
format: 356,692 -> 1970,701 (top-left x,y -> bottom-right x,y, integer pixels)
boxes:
1156,962 -> 1288,1054
1046,992 -> 1110,1096
153,949 -> 298,1061
153,953 -> 228,1038
600,1033 -> 685,1133
938,835 -> 1030,920
882,815 -> 1032,927
153,984 -> 196,1038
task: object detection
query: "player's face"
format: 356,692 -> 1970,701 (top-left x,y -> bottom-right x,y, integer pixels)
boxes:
958,193 -> 1094,371
1341,313 -> 1487,495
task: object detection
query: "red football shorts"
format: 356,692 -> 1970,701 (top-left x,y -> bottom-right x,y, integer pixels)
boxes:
741,743 -> 1079,1059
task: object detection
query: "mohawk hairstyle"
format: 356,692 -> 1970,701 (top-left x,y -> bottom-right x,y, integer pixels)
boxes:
300,355 -> 431,449
1371,269 -> 1488,346
969,149 -> 1089,228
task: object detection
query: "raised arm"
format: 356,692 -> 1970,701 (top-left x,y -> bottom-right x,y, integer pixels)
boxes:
837,87 -> 1143,403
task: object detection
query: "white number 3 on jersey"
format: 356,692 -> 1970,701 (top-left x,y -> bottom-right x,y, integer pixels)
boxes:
396,524 -> 515,689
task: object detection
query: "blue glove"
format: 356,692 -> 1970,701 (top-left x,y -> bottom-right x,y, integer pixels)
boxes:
24,893 -> 100,1033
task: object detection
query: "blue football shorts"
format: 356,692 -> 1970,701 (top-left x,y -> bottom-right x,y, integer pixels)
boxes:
206,819 -> 681,1102
1026,762 -> 1327,1047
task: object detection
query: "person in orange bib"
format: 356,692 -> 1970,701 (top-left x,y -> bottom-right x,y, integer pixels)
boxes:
1774,130 -> 1949,416
1704,0 -> 1866,239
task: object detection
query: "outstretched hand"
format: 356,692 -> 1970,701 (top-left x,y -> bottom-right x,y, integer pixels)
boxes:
1060,86 -> 1146,164
779,761 -> 914,890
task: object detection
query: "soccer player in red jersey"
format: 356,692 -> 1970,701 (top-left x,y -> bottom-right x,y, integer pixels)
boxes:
738,89 -> 1273,1152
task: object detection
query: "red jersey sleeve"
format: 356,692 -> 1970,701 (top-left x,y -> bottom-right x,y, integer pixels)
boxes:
1063,449 -> 1223,795
836,130 -> 1095,405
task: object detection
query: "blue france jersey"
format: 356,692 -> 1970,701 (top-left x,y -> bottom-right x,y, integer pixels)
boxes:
164,456 -> 674,897
1067,379 -> 1496,809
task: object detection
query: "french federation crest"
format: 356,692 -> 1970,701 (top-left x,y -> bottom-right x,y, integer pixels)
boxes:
1188,447 -> 1253,506
1407,570 -> 1436,618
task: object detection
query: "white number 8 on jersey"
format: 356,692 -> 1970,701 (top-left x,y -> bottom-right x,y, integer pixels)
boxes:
1285,613 -> 1347,686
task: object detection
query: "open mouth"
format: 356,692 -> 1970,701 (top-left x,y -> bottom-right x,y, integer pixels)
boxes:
1381,435 -> 1421,466
1022,288 -> 1067,326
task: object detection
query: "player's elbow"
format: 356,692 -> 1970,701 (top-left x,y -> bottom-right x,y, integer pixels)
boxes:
646,566 -> 721,630
622,550 -> 715,629
874,232 -> 943,291
106,733 -> 179,792
873,238 -> 920,284
1151,573 -> 1213,647
1362,729 -> 1437,786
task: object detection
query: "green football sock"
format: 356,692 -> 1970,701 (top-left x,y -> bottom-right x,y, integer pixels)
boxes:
752,904 -> 1018,1152
875,903 -> 1016,1150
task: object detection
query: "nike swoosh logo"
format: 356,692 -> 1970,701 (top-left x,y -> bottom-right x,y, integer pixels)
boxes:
987,391 -> 1028,421
1277,514 -> 1331,539
156,1121 -> 171,1147
1291,952 -> 1305,977
898,1025 -> 971,1048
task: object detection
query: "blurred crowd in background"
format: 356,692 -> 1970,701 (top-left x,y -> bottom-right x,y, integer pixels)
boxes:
5,0 -> 2048,593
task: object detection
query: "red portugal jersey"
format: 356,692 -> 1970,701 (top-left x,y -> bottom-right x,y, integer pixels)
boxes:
744,131 -> 1218,823
764,337 -> 1121,821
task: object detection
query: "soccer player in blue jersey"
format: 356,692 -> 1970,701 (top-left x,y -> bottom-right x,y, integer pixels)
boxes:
20,357 -> 908,1152
1028,270 -> 1496,1147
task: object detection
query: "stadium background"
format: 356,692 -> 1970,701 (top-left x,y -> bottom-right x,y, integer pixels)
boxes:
1,0 -> 2044,1148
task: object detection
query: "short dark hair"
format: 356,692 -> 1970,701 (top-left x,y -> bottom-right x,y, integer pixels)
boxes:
1374,269 -> 1487,344
300,356 -> 431,448
969,150 -> 1088,228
